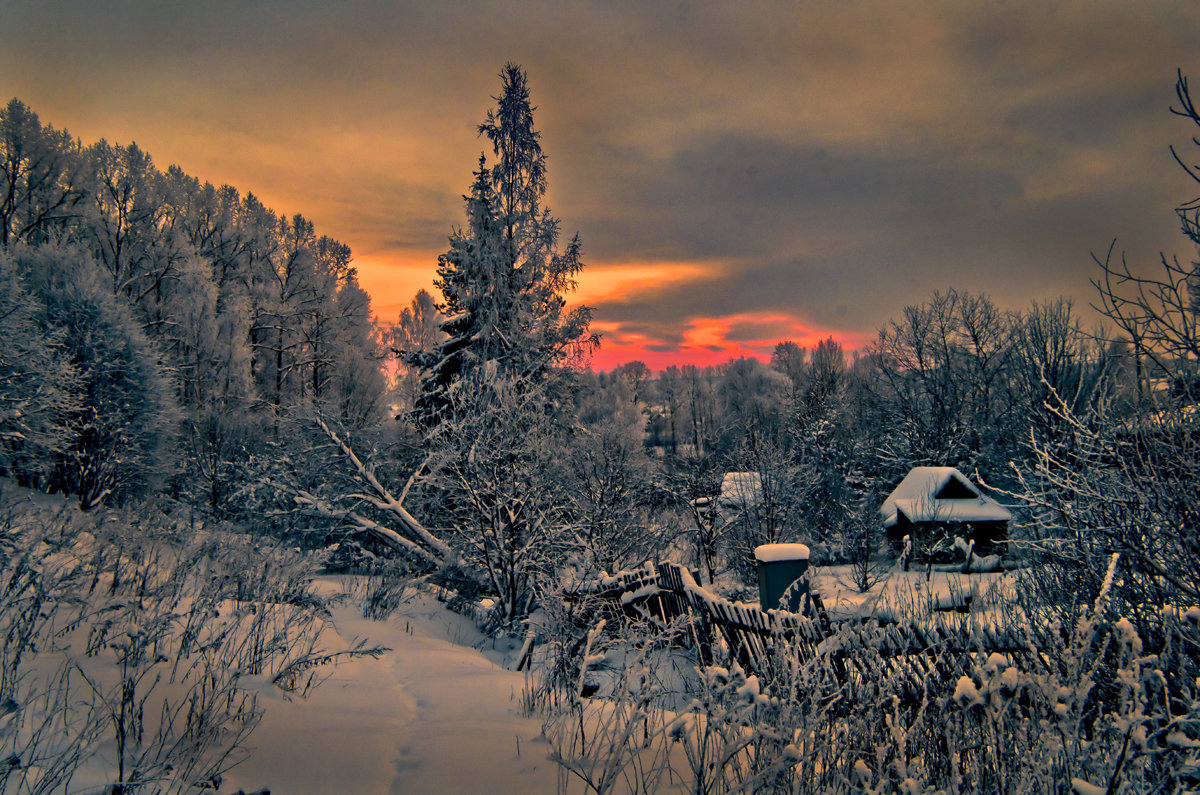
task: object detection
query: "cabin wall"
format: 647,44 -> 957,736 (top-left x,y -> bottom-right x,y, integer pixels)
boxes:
886,518 -> 1008,558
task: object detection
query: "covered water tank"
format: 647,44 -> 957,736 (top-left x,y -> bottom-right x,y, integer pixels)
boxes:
755,543 -> 810,612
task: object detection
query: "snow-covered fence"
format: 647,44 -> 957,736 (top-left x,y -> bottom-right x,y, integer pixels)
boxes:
581,561 -> 1075,702
580,562 -> 697,628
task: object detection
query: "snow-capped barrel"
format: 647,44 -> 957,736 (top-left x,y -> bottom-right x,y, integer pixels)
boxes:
754,543 -> 810,612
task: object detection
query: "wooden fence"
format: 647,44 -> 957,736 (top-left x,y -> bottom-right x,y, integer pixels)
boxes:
585,561 -> 1066,694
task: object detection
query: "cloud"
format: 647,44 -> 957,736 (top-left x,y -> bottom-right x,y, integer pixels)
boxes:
573,261 -> 724,304
5,0 -> 1200,371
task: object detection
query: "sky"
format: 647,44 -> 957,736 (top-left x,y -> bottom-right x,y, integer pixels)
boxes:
3,0 -> 1199,371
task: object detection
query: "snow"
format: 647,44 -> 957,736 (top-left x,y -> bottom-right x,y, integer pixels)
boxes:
734,672 -> 768,706
619,582 -> 664,604
952,675 -> 982,707
983,652 -> 1010,675
879,466 -> 1011,527
224,583 -> 558,795
1168,730 -> 1200,748
1071,777 -> 1107,795
754,542 -> 811,562
808,563 -> 1012,622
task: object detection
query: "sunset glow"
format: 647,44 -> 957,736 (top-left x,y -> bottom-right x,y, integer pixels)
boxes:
573,261 -> 721,306
6,1 -> 1196,372
4,7 -> 1198,791
585,312 -> 873,372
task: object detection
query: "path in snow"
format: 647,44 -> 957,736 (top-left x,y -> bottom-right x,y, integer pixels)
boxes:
224,586 -> 560,794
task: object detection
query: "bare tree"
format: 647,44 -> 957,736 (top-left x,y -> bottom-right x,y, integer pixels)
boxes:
1015,70 -> 1200,627
863,289 -> 1019,475
426,372 -> 573,627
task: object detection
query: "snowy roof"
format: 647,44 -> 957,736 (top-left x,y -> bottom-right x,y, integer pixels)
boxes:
719,472 -> 763,509
879,466 -> 1011,528
754,543 -> 810,562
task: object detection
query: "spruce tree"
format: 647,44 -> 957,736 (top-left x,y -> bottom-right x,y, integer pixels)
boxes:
413,64 -> 596,424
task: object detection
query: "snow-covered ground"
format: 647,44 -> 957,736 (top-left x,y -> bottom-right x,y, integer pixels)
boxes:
808,562 -> 1017,623
224,586 -> 560,795
0,481 -> 1022,794
0,480 -> 560,794
224,564 -> 1021,794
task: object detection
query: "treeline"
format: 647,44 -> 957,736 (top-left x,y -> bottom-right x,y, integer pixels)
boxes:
0,98 -> 385,511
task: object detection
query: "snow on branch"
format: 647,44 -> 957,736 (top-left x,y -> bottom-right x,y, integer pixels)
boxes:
309,415 -> 455,567
290,486 -> 440,567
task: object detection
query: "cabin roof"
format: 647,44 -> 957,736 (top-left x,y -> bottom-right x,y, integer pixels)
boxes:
879,466 -> 1011,527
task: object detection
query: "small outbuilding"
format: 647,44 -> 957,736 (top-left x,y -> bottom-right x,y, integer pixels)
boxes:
718,472 -> 764,511
879,467 -> 1010,557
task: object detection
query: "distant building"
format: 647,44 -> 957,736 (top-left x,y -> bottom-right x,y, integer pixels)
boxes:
689,472 -> 764,525
718,472 -> 764,511
879,467 -> 1010,556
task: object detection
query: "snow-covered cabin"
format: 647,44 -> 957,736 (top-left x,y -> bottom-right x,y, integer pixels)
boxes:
879,467 -> 1010,556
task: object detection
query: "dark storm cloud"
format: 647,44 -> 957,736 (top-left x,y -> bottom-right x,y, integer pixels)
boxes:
577,133 -> 1028,262
722,318 -> 808,345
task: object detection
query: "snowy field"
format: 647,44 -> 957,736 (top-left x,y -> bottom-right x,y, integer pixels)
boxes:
0,482 -> 1020,794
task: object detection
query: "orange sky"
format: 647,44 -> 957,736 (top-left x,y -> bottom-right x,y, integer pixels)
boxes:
3,1 -> 1198,372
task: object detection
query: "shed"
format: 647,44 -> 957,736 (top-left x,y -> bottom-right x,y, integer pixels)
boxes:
879,467 -> 1010,557
718,472 -> 763,511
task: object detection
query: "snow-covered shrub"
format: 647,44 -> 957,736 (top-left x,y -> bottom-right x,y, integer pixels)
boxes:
0,500 -> 379,793
350,558 -> 414,621
527,579 -> 611,713
426,372 -> 575,629
838,489 -> 892,593
542,619 -> 683,795
665,661 -> 805,794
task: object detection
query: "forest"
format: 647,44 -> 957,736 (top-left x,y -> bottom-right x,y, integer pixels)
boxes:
1,64 -> 1199,793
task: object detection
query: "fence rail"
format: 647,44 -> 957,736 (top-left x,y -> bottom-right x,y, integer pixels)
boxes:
583,561 -> 1067,694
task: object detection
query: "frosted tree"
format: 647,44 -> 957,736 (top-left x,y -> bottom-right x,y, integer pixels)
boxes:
563,391 -> 659,577
860,289 -> 1020,477
323,270 -> 387,426
718,357 -> 790,451
651,364 -> 685,455
161,256 -> 258,512
425,371 -> 571,626
769,339 -> 807,406
413,63 -> 596,424
16,243 -> 177,507
292,235 -> 348,405
0,256 -> 79,485
366,66 -> 601,622
388,288 -> 445,415
1008,297 -> 1105,445
0,99 -> 84,247
82,140 -> 187,322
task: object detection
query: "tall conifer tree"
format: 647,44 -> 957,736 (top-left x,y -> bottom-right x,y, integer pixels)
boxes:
414,64 -> 595,424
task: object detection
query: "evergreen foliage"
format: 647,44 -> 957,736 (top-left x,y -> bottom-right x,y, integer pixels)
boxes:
413,64 -> 597,425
